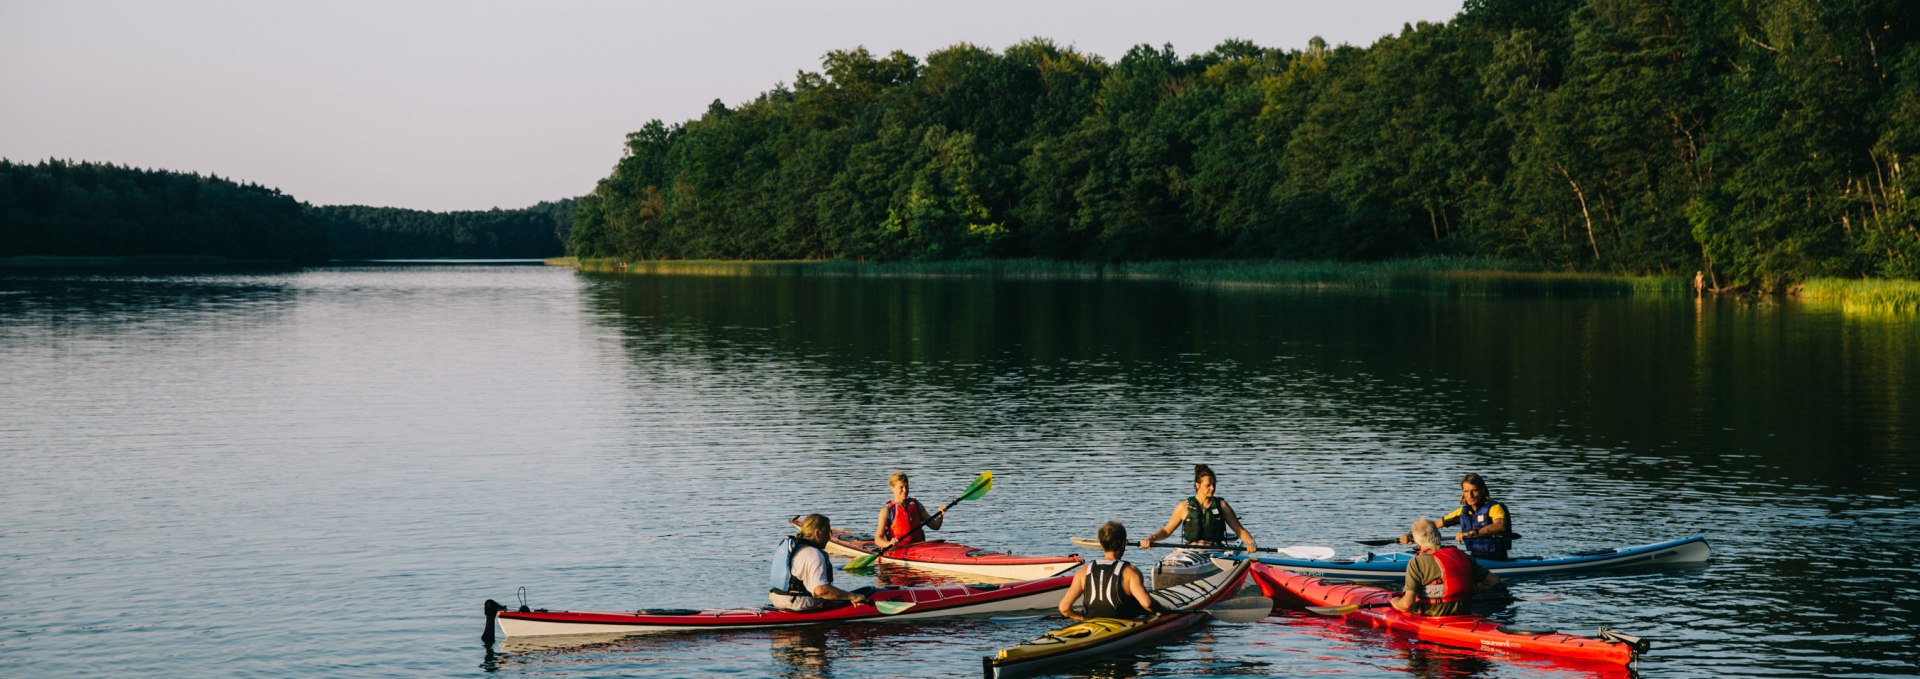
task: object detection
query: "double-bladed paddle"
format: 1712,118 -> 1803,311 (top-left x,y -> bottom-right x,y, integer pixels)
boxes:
1069,537 -> 1336,561
843,471 -> 993,572
1306,592 -> 1561,615
1355,533 -> 1524,547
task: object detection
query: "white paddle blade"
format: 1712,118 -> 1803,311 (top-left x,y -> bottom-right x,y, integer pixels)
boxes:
1275,545 -> 1337,560
1069,537 -> 1102,549
1202,596 -> 1273,623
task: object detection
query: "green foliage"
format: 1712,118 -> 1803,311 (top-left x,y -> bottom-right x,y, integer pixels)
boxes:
312,199 -> 573,259
0,159 -> 326,261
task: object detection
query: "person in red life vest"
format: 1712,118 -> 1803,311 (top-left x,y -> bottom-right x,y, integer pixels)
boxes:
1400,472 -> 1514,559
873,471 -> 945,550
1391,518 -> 1501,616
1058,521 -> 1161,621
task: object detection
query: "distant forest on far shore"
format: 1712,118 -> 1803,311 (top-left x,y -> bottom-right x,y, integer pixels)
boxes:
568,0 -> 1919,291
0,159 -> 571,261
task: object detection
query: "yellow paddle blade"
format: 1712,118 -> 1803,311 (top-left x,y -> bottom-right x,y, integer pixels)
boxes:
842,552 -> 880,572
875,600 -> 915,615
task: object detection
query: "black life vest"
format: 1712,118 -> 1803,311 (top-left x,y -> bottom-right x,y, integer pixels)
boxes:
1181,496 -> 1230,543
1081,559 -> 1150,619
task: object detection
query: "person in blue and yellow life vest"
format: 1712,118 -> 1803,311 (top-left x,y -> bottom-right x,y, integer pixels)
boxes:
1059,521 -> 1162,621
1392,517 -> 1500,616
1402,473 -> 1513,560
873,471 -> 946,550
1142,464 -> 1258,552
770,514 -> 874,612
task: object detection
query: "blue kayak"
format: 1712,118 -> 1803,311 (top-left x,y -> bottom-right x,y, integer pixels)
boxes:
1222,536 -> 1709,581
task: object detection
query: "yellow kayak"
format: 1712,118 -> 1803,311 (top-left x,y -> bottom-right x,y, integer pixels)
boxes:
983,557 -> 1253,678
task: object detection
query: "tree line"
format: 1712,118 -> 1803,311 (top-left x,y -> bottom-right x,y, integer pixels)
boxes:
568,0 -> 1920,290
1,159 -> 572,261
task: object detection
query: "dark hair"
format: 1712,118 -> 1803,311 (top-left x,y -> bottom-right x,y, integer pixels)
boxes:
1097,521 -> 1129,552
1460,473 -> 1491,494
1194,464 -> 1216,484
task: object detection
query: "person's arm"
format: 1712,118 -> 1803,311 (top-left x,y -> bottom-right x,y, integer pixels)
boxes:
1143,503 -> 1188,548
1058,570 -> 1089,620
921,501 -> 944,531
1457,505 -> 1508,543
810,582 -> 871,605
1474,563 -> 1501,593
1220,501 -> 1257,552
1123,564 -> 1159,614
1390,570 -> 1418,613
1406,509 -> 1461,544
873,507 -> 894,549
799,550 -> 870,605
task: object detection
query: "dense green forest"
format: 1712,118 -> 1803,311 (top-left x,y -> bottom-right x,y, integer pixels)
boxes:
312,200 -> 572,259
0,159 -> 328,261
568,0 -> 1920,290
0,159 -> 571,261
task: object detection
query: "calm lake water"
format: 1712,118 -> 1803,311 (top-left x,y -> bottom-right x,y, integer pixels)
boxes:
2,265 -> 1915,678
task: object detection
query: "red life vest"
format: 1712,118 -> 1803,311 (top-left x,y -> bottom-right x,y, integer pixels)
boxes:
1420,546 -> 1475,604
882,498 -> 926,544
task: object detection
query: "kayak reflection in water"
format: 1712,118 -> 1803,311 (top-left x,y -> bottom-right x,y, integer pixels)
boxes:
769,514 -> 875,611
1391,518 -> 1502,616
1060,521 -> 1160,621
1402,472 -> 1513,559
873,470 -> 945,550
1142,464 -> 1258,571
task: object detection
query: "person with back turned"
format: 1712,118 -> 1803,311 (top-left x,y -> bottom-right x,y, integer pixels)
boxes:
1059,521 -> 1160,621
770,514 -> 873,611
1392,518 -> 1501,616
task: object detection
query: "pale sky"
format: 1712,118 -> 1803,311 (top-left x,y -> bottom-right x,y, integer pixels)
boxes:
2,1 -> 1465,211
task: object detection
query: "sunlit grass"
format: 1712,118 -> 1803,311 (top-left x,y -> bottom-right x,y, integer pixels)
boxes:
1799,277 -> 1920,315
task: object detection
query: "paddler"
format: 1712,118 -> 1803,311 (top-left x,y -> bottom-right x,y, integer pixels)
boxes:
1401,472 -> 1514,560
1141,464 -> 1258,553
873,471 -> 945,550
1391,517 -> 1501,615
1059,521 -> 1160,621
769,514 -> 874,611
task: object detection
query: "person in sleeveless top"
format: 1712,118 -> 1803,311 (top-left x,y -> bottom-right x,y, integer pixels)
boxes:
769,514 -> 874,612
1392,518 -> 1500,616
1142,464 -> 1258,551
1059,521 -> 1160,621
873,471 -> 945,550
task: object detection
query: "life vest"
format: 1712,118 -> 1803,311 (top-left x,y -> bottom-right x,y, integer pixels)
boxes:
1417,546 -> 1475,604
770,535 -> 829,597
881,498 -> 926,544
1081,559 -> 1150,619
1181,496 -> 1229,543
1457,500 -> 1511,557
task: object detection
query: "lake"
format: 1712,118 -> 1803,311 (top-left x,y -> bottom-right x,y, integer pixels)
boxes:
2,264 -> 1915,677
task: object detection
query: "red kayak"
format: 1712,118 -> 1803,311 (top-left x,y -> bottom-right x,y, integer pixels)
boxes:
794,516 -> 1082,580
489,569 -> 1076,639
1250,563 -> 1645,666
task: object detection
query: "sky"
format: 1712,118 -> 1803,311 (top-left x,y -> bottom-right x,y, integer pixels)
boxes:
1,0 -> 1466,212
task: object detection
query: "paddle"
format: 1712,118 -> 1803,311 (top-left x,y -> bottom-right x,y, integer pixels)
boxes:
1356,533 -> 1523,547
873,600 -> 915,615
988,597 -> 1272,624
1307,592 -> 1561,616
843,471 -> 993,572
1071,537 -> 1335,561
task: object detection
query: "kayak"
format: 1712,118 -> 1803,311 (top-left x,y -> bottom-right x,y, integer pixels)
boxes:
983,557 -> 1254,678
1251,563 -> 1644,666
488,569 -> 1075,639
795,516 -> 1082,580
1224,536 -> 1708,581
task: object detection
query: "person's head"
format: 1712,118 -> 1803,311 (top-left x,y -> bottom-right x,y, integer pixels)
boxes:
1193,464 -> 1217,498
798,513 -> 831,543
1459,473 -> 1491,506
1410,517 -> 1442,550
1097,521 -> 1129,554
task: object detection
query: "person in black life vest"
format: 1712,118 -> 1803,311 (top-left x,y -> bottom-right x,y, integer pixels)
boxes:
1392,518 -> 1500,616
1400,472 -> 1513,560
873,471 -> 946,550
1059,521 -> 1162,621
1142,464 -> 1257,552
769,514 -> 874,612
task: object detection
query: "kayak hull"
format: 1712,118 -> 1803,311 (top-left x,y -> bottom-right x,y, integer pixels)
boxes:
984,557 -> 1254,678
1252,563 -> 1638,666
1229,536 -> 1708,581
493,571 -> 1074,639
798,517 -> 1082,580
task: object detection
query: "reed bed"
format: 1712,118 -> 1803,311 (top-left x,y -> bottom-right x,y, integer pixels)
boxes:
1798,278 -> 1920,315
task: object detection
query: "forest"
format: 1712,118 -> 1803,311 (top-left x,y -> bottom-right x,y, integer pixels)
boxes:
567,0 -> 1920,290
0,159 -> 571,261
